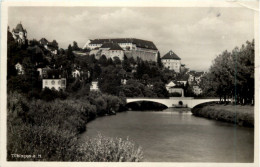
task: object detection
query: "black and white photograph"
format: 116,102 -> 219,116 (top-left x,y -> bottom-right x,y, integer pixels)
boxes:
0,0 -> 259,166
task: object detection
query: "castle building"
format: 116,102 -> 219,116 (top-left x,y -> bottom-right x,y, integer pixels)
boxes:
11,23 -> 27,44
161,50 -> 181,73
84,38 -> 158,61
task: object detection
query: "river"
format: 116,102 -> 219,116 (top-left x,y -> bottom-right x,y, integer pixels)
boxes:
81,108 -> 254,162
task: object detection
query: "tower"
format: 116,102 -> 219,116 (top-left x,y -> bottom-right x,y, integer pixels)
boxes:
11,22 -> 27,44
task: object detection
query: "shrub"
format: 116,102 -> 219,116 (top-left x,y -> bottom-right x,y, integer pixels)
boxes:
77,134 -> 143,162
7,91 -> 130,161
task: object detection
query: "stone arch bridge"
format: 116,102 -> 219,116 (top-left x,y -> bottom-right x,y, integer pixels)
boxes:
126,97 -> 219,108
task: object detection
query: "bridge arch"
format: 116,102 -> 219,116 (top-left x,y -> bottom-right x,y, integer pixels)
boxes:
126,100 -> 169,108
126,98 -> 172,108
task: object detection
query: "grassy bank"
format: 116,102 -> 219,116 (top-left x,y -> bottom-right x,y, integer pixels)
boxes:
191,103 -> 254,127
7,91 -> 143,161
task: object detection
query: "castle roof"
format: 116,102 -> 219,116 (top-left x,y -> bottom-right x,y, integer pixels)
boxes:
100,42 -> 123,50
13,23 -> 26,33
89,38 -> 158,50
162,50 -> 181,60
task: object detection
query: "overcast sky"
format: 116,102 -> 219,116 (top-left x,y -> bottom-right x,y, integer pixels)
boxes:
8,7 -> 255,71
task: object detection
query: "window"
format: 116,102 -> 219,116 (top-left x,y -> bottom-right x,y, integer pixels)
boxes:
51,80 -> 55,85
45,80 -> 48,85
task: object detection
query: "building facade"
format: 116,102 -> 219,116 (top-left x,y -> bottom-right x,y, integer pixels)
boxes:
84,38 -> 158,61
98,42 -> 124,60
90,81 -> 99,91
161,50 -> 181,73
42,78 -> 66,91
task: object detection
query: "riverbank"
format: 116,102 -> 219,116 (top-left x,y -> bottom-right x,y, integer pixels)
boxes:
7,91 -> 143,161
191,103 -> 254,127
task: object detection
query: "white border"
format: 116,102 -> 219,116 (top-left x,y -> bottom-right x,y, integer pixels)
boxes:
0,1 -> 259,167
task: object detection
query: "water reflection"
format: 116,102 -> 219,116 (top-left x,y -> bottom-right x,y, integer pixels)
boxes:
81,108 -> 254,162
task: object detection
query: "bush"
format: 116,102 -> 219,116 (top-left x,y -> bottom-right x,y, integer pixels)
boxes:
7,91 -> 129,161
191,103 -> 254,127
76,134 -> 143,162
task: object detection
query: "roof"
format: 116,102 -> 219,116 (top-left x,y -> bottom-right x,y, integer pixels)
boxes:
162,50 -> 181,60
100,42 -> 123,50
13,23 -> 26,33
39,38 -> 49,45
89,38 -> 158,50
166,81 -> 176,87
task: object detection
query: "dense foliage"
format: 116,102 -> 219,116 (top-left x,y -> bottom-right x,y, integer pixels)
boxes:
77,134 -> 143,162
7,92 -> 142,161
191,102 -> 254,127
200,40 -> 254,104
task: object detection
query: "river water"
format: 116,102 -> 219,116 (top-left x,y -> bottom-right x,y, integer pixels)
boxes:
81,108 -> 254,162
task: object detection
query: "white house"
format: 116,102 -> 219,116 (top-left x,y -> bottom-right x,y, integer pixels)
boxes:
15,62 -> 24,75
72,69 -> 81,78
42,78 -> 66,91
90,81 -> 99,91
165,81 -> 184,97
165,81 -> 176,91
161,50 -> 181,73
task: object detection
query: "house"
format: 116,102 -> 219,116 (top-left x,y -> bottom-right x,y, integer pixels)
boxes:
165,81 -> 184,97
39,38 -> 58,55
121,79 -> 127,85
72,69 -> 81,78
39,38 -> 49,46
11,23 -> 27,44
165,81 -> 176,90
177,80 -> 188,86
188,71 -> 204,84
15,62 -> 24,75
37,66 -> 51,78
193,85 -> 203,95
42,76 -> 66,91
161,50 -> 181,73
90,81 -> 99,91
194,72 -> 204,84
84,38 -> 158,62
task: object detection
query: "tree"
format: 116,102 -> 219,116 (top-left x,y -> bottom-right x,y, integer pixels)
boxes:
52,40 -> 59,49
72,41 -> 80,51
122,55 -> 131,72
157,52 -> 163,68
113,57 -> 121,65
153,82 -> 169,98
98,55 -> 108,67
66,44 -> 75,62
202,39 -> 254,104
92,64 -> 102,80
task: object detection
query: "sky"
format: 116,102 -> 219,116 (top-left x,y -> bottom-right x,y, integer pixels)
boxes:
8,7 -> 255,71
